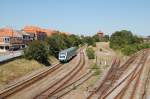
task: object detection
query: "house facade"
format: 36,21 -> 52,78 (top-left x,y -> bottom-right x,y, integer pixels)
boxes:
97,30 -> 104,38
0,28 -> 28,52
23,26 -> 48,41
143,36 -> 150,42
0,26 -> 57,52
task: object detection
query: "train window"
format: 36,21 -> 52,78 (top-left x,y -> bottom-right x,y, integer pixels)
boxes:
60,56 -> 65,58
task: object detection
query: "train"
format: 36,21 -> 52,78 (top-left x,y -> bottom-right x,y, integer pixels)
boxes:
58,47 -> 77,62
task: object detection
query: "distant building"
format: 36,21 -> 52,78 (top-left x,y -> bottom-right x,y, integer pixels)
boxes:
143,36 -> 150,42
97,30 -> 104,38
23,26 -> 50,40
0,26 -> 69,52
17,30 -> 32,45
0,28 -> 24,52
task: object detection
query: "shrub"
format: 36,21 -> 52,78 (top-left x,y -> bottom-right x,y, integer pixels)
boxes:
110,30 -> 143,50
91,64 -> 99,69
121,45 -> 137,56
121,43 -> 150,56
24,40 -> 50,66
86,48 -> 95,59
93,69 -> 101,76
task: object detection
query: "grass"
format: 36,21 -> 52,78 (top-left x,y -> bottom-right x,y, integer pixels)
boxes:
91,63 -> 102,75
0,56 -> 57,88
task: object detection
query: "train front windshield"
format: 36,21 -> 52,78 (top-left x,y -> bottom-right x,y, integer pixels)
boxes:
59,53 -> 66,60
59,55 -> 65,58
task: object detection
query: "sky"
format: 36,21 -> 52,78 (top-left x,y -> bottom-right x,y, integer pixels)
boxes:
0,0 -> 150,36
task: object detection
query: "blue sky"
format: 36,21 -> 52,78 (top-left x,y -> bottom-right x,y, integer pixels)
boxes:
0,0 -> 150,36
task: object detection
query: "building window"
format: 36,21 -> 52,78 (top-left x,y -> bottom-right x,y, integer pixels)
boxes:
5,46 -> 9,50
4,37 -> 10,43
0,46 -> 4,49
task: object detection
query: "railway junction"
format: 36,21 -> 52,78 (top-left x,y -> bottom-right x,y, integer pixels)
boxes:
0,44 -> 149,99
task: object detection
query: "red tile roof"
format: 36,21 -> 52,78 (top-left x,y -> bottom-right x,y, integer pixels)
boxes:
0,28 -> 14,37
23,26 -> 56,36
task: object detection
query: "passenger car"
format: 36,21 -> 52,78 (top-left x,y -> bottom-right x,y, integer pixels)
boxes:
59,47 -> 77,62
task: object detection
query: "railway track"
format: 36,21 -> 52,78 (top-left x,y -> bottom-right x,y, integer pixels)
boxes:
100,49 -> 150,99
86,49 -> 146,99
112,49 -> 149,99
141,65 -> 150,99
86,58 -> 121,99
0,63 -> 64,99
34,51 -> 86,99
52,71 -> 93,98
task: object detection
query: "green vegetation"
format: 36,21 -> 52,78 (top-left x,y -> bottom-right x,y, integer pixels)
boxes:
24,31 -> 110,65
86,47 -> 95,59
92,34 -> 109,42
93,69 -> 101,76
82,36 -> 96,46
46,32 -> 82,58
24,32 -> 83,65
89,63 -> 102,78
110,30 -> 143,49
91,64 -> 101,76
110,30 -> 150,55
24,40 -> 50,66
121,43 -> 150,55
81,34 -> 109,47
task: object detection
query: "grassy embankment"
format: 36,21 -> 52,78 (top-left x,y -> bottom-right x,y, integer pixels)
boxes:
0,56 -> 57,88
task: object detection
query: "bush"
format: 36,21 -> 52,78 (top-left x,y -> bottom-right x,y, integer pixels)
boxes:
121,43 -> 150,56
24,40 -> 50,66
93,69 -> 101,76
86,48 -> 95,59
91,64 -> 99,69
82,36 -> 95,46
92,42 -> 96,47
121,45 -> 138,56
110,30 -> 143,50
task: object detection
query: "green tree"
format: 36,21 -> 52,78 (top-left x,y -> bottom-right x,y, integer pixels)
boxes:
69,34 -> 83,46
92,34 -> 100,42
130,35 -> 143,44
103,35 -> 110,42
46,33 -> 66,57
121,45 -> 138,56
46,32 -> 83,58
86,48 -> 95,59
24,40 -> 50,65
109,30 -> 141,49
110,30 -> 133,49
82,36 -> 96,46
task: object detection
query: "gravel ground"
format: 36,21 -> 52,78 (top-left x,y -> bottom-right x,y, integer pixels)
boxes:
61,49 -> 91,99
61,42 -> 117,99
7,53 -> 80,99
2,42 -> 130,99
103,51 -> 150,99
